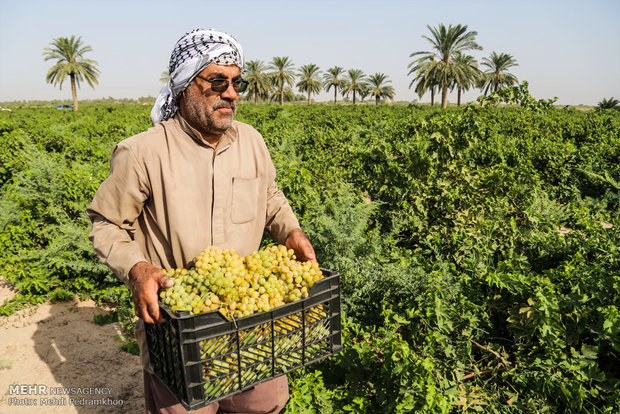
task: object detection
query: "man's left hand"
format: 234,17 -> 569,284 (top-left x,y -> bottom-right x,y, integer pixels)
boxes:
285,229 -> 317,263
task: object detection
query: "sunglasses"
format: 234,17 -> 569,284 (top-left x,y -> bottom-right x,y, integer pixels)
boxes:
196,75 -> 249,93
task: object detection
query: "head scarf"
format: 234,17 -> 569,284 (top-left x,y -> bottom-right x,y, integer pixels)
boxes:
151,29 -> 244,124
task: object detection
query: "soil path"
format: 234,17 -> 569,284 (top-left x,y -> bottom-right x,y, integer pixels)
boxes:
0,277 -> 144,413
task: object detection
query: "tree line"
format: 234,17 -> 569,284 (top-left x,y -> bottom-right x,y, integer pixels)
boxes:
42,25 -> 617,111
231,60 -> 394,106
159,58 -> 395,106
232,24 -> 520,108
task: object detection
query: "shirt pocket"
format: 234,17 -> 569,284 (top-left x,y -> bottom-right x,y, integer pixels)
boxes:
231,177 -> 259,224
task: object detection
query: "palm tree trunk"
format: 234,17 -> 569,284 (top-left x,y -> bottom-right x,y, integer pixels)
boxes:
375,95 -> 379,105
431,89 -> 435,106
280,86 -> 284,105
441,82 -> 448,109
353,91 -> 356,105
308,90 -> 311,105
71,74 -> 78,111
457,87 -> 462,107
334,87 -> 337,104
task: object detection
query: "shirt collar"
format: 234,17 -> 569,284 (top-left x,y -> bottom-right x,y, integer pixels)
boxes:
174,113 -> 238,149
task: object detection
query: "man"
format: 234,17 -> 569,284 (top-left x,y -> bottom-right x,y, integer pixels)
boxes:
87,28 -> 316,413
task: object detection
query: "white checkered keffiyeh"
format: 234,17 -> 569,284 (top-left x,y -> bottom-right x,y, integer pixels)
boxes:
151,29 -> 244,124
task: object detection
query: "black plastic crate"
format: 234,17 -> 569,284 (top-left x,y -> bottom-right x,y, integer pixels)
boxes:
145,269 -> 341,411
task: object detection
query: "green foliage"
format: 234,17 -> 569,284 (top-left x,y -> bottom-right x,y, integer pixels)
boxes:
285,369 -> 336,413
597,97 -> 620,111
237,103 -> 618,412
93,311 -> 120,325
477,81 -> 558,112
119,340 -> 140,356
2,103 -> 619,413
0,106 -> 149,315
92,289 -> 138,355
50,288 -> 75,303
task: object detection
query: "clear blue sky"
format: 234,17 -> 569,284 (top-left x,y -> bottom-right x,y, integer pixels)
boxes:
1,0 -> 619,105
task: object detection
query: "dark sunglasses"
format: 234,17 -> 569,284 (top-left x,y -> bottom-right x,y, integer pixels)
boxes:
196,75 -> 249,93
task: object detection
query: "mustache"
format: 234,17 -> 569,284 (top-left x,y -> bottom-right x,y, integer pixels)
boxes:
212,99 -> 237,112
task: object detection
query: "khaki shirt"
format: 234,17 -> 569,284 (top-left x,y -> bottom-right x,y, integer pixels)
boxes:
87,114 -> 300,282
86,114 -> 301,371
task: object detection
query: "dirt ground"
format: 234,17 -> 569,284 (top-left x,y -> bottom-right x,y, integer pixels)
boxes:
0,276 -> 144,413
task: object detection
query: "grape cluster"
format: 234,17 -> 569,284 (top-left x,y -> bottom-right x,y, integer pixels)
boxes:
159,244 -> 323,319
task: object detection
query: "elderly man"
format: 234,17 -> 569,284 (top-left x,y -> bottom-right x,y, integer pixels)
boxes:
87,29 -> 316,413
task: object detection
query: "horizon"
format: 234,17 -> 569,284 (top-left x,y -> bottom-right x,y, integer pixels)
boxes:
0,96 -> 604,109
1,0 -> 619,106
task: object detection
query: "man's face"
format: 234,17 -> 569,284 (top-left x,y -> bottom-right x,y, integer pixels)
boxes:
179,63 -> 241,139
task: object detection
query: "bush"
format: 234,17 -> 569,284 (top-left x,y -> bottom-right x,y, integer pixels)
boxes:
1,103 -> 618,412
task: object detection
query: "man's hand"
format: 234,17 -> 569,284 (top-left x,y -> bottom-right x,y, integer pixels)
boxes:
285,229 -> 317,263
128,262 -> 174,324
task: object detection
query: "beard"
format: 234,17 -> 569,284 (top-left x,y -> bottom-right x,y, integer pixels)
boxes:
180,88 -> 238,138
205,99 -> 237,133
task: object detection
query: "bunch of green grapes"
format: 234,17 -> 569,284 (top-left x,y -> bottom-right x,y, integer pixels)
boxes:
159,245 -> 324,319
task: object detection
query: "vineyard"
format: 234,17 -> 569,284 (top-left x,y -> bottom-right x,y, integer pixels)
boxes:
0,100 -> 618,412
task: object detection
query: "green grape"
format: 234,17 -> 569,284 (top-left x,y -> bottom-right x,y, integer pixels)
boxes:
159,244 -> 324,318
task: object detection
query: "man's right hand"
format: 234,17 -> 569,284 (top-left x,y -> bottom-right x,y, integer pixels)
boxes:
128,262 -> 174,324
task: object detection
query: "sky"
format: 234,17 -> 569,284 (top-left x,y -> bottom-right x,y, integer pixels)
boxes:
1,0 -> 619,106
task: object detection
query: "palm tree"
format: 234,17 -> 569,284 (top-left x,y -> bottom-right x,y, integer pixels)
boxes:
323,66 -> 346,104
269,86 -> 296,103
342,69 -> 366,105
480,52 -> 518,95
43,35 -> 100,111
409,24 -> 482,108
160,69 -> 169,84
451,52 -> 481,106
409,58 -> 439,105
597,97 -> 620,111
296,64 -> 322,105
244,60 -> 271,104
359,84 -> 371,103
268,56 -> 296,105
367,73 -> 395,105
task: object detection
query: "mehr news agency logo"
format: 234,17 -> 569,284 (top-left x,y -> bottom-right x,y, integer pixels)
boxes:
6,384 -> 124,407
